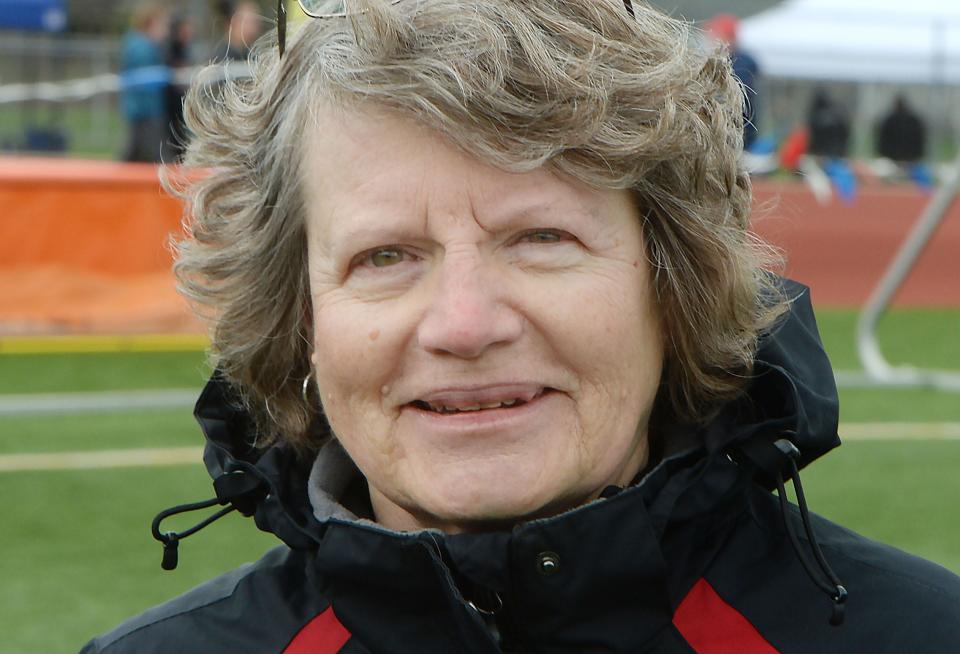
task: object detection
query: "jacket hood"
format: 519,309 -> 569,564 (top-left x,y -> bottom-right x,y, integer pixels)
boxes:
705,278 -> 840,469
188,277 -> 840,549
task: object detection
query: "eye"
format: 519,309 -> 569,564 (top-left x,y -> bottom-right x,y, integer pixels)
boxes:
350,246 -> 412,270
519,229 -> 571,244
369,247 -> 406,267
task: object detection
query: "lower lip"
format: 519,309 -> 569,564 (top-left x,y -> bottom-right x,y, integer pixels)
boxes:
401,390 -> 560,435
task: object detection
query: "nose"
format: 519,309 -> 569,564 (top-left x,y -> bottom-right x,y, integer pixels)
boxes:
416,256 -> 523,359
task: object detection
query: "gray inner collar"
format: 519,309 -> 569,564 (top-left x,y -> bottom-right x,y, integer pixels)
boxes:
306,439 -> 364,522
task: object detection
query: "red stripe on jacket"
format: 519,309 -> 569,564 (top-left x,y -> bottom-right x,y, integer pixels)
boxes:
283,606 -> 352,654
673,578 -> 781,654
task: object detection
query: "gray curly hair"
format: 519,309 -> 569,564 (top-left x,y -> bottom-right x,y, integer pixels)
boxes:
168,0 -> 784,452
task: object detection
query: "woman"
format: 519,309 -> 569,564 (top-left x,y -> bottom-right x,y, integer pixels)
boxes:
84,1 -> 960,652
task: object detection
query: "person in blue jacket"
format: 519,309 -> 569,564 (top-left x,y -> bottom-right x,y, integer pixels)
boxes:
119,3 -> 169,162
707,13 -> 761,151
83,1 -> 960,652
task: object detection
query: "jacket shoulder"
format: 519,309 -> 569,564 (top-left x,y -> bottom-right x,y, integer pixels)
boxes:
80,545 -> 333,654
721,487 -> 960,652
810,509 -> 960,618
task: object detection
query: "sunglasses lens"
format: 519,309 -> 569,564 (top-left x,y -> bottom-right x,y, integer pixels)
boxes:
298,0 -> 347,16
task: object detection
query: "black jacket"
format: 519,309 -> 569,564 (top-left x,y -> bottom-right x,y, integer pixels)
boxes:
877,105 -> 926,163
82,282 -> 960,653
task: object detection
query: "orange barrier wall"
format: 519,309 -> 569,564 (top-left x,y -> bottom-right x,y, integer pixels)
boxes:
1,158 -> 958,337
0,158 -> 198,334
0,157 -> 183,275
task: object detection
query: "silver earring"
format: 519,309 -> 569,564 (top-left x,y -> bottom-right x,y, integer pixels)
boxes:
301,371 -> 313,403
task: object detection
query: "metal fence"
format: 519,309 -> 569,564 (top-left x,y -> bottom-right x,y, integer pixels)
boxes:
0,32 -> 123,156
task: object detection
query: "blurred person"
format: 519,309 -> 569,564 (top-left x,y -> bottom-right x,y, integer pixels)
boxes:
707,13 -> 761,150
807,88 -> 851,159
165,13 -> 196,161
876,94 -> 927,165
120,2 -> 170,163
82,1 -> 960,653
805,88 -> 858,201
222,1 -> 266,61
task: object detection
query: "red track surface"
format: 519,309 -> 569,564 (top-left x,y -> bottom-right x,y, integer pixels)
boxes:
751,181 -> 960,307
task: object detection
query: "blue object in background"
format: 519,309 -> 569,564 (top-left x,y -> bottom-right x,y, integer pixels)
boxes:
25,127 -> 67,152
0,0 -> 67,32
823,158 -> 858,204
747,135 -> 778,156
909,163 -> 936,192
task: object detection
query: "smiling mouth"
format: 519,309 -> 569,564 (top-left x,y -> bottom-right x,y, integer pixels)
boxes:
409,388 -> 553,415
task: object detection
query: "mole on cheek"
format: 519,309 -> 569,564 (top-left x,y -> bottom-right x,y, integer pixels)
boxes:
368,329 -> 381,341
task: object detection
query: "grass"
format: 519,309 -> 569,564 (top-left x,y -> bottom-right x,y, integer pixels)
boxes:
0,307 -> 958,652
1,466 -> 278,653
0,103 -> 125,159
801,440 -> 960,574
816,308 -> 960,424
0,410 -> 199,454
0,350 -> 211,394
813,308 -> 960,371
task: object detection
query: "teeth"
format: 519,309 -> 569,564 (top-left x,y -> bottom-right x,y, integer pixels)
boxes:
424,399 -> 522,413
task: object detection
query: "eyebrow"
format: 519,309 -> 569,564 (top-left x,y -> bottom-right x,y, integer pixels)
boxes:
489,196 -> 606,237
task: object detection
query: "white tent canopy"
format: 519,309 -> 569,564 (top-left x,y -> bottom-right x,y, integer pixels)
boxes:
738,0 -> 960,83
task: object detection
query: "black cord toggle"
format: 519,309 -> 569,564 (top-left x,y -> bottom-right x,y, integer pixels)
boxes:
150,470 -> 268,570
830,584 -> 848,626
151,496 -> 230,571
160,533 -> 180,571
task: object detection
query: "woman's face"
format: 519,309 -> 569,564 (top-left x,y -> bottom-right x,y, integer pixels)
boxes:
304,109 -> 664,533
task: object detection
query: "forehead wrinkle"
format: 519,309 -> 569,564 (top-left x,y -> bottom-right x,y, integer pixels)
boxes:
472,164 -> 610,228
313,152 -> 429,250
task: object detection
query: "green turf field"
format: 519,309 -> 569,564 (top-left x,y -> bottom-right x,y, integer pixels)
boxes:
1,308 -> 958,653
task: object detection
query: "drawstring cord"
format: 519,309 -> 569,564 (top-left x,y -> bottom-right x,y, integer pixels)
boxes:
151,469 -> 267,571
770,439 -> 848,626
151,499 -> 236,570
735,437 -> 848,626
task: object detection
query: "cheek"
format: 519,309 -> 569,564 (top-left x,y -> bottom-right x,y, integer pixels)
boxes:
309,294 -> 417,442
310,312 -> 401,473
520,266 -> 661,377
520,267 -> 662,448
311,295 -> 395,382
310,303 -> 380,424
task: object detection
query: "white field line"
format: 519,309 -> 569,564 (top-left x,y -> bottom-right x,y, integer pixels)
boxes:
1,424 -> 959,472
0,389 -> 199,416
0,62 -> 251,104
0,447 -> 202,472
